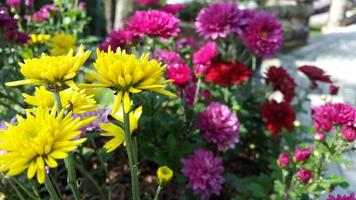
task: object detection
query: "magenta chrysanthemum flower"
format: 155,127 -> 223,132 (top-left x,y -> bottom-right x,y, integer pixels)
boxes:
196,2 -> 241,39
198,102 -> 239,152
294,147 -> 311,163
99,28 -> 136,51
181,149 -> 224,199
155,50 -> 184,66
327,193 -> 356,200
127,10 -> 180,39
297,168 -> 312,182
242,11 -> 283,58
167,63 -> 191,87
136,0 -> 159,5
312,103 -> 356,132
342,124 -> 356,142
277,152 -> 290,168
193,42 -> 219,75
161,3 -> 186,15
6,0 -> 20,8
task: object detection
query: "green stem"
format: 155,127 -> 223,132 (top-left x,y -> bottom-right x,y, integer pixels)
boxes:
153,185 -> 162,200
251,56 -> 257,71
64,155 -> 81,200
193,78 -> 202,105
44,175 -> 60,200
11,177 -> 38,200
123,104 -> 140,200
53,91 -> 81,200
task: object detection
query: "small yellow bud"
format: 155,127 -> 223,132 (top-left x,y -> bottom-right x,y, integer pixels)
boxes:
293,120 -> 301,127
157,166 -> 173,185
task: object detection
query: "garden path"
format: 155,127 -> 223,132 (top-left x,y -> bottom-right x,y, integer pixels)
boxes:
262,24 -> 356,196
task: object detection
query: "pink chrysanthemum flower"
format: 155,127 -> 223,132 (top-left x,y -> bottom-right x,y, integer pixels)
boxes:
166,63 -> 191,87
181,149 -> 224,199
196,2 -> 241,39
127,10 -> 180,39
242,11 -> 283,58
312,103 -> 355,132
161,3 -> 186,15
193,42 -> 219,75
198,102 -> 239,152
155,50 -> 184,65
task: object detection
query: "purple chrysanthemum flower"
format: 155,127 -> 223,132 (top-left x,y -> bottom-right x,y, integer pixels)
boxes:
242,11 -> 283,58
127,10 -> 180,39
327,193 -> 356,200
176,37 -> 198,51
312,103 -> 356,132
161,3 -> 186,15
99,28 -> 136,51
198,102 -> 239,152
6,0 -> 20,8
195,2 -> 242,40
181,149 -> 224,199
74,109 -> 110,134
155,49 -> 184,66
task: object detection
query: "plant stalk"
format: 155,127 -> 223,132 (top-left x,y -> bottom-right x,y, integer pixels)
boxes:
193,78 -> 202,105
44,175 -> 61,200
123,103 -> 140,200
153,185 -> 162,200
53,91 -> 81,200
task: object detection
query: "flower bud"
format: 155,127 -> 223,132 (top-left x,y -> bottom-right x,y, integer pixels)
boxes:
157,166 -> 173,185
315,132 -> 326,141
294,147 -> 311,163
277,152 -> 290,168
297,168 -> 312,182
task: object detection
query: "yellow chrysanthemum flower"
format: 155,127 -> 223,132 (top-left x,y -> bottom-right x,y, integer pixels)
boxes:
100,105 -> 142,152
157,166 -> 173,184
50,33 -> 76,56
0,107 -> 96,184
6,46 -> 90,89
81,48 -> 175,114
29,34 -> 51,43
23,86 -> 98,114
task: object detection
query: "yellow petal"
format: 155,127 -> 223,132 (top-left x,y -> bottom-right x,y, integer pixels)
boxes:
112,91 -> 123,115
27,161 -> 37,179
123,92 -> 130,114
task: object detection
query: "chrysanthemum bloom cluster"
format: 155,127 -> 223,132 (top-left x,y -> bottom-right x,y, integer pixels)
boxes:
260,100 -> 296,136
28,3 -> 59,23
327,193 -> 356,200
312,103 -> 356,142
198,102 -> 239,152
277,152 -> 290,167
127,10 -> 180,39
298,65 -> 332,88
266,66 -> 296,103
294,147 -> 311,163
30,33 -> 51,43
81,48 -> 175,114
23,86 -> 98,114
0,9 -> 29,44
157,166 -> 173,184
0,107 -> 96,183
205,61 -> 253,87
193,42 -> 219,75
99,28 -> 136,51
297,168 -> 312,182
161,3 -> 186,15
50,33 -> 76,56
195,2 -> 241,39
100,105 -> 142,152
181,149 -> 224,199
6,46 -> 90,89
242,11 -> 283,58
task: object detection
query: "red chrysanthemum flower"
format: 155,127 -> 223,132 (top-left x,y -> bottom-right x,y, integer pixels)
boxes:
298,65 -> 332,88
266,66 -> 296,103
260,100 -> 296,136
205,61 -> 253,87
